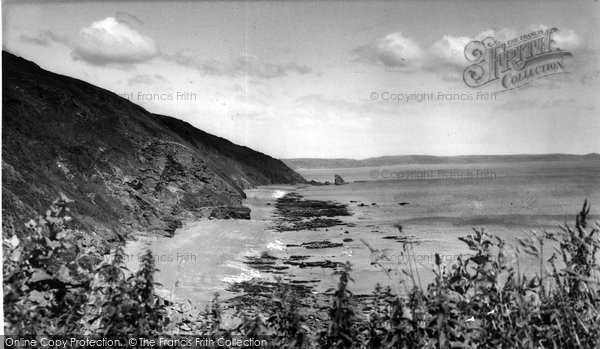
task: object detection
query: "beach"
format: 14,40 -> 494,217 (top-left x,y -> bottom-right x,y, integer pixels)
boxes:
125,160 -> 600,312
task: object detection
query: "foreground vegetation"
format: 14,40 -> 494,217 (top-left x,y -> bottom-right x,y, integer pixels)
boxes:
4,196 -> 600,348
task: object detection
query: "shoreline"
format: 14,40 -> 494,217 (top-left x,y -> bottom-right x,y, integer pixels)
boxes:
122,185 -> 305,302
122,184 -> 367,329
122,175 -> 600,332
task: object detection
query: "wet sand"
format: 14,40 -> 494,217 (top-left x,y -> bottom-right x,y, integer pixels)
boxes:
124,185 -> 300,305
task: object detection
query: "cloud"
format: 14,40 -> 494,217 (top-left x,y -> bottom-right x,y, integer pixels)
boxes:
429,35 -> 472,68
352,32 -> 424,70
19,33 -> 50,46
552,29 -> 582,51
430,26 -> 583,68
528,25 -> 582,51
116,11 -> 144,25
127,73 -> 168,86
19,30 -> 69,47
72,17 -> 159,66
427,28 -> 521,70
168,51 -> 312,79
355,25 -> 584,76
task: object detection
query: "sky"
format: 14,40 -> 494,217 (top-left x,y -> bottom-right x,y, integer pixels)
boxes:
2,0 -> 599,159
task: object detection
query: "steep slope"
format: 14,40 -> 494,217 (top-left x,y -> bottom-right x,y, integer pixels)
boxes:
2,51 -> 305,243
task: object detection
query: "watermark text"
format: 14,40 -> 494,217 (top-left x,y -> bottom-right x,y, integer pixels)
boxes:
369,169 -> 497,181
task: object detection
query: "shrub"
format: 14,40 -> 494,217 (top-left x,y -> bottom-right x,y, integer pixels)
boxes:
322,262 -> 357,348
3,195 -> 167,336
354,201 -> 600,348
4,197 -> 599,349
268,278 -> 309,348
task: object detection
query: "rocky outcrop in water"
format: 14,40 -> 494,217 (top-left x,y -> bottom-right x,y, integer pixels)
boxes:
271,193 -> 350,232
300,240 -> 343,249
2,51 -> 305,241
209,206 -> 251,220
334,174 -> 345,185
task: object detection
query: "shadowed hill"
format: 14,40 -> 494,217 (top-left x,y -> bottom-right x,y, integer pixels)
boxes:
2,51 -> 305,244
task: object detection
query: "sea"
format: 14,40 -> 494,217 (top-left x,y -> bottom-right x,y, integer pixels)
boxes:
125,160 -> 600,306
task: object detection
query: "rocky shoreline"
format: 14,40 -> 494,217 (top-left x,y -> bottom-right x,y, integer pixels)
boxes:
224,191 -> 362,327
271,192 -> 351,231
126,187 -> 417,334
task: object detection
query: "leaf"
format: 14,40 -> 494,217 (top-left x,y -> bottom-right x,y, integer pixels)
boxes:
44,237 -> 61,250
9,235 -> 20,248
28,290 -> 49,306
10,248 -> 22,262
57,265 -> 71,283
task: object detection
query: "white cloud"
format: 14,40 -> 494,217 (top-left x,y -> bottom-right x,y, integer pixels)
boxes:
527,25 -> 582,51
431,26 -> 582,68
552,29 -> 582,51
127,73 -> 168,86
429,35 -> 472,67
555,30 -> 581,51
353,32 -> 425,70
19,30 -> 70,47
168,51 -> 311,79
358,25 -> 583,75
72,17 -> 159,66
428,28 -> 520,69
19,33 -> 51,46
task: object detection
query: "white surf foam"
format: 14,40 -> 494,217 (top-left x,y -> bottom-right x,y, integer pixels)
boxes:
222,261 -> 262,284
272,190 -> 287,199
267,239 -> 286,251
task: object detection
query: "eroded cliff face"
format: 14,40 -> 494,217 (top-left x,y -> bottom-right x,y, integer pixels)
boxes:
2,51 -> 305,245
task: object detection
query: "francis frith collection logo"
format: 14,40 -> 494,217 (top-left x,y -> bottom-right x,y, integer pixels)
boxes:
463,28 -> 572,90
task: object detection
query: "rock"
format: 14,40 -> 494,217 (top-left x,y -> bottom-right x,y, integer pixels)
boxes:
288,255 -> 310,260
343,238 -> 353,242
301,240 -> 343,249
290,280 -> 319,284
382,235 -> 422,244
272,193 -> 350,231
209,206 -> 251,220
164,218 -> 183,237
334,174 -> 345,185
283,259 -> 343,269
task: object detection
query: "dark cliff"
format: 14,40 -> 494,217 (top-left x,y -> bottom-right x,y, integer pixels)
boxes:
2,51 -> 305,243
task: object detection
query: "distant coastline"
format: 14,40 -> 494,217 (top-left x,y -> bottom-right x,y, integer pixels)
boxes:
282,153 -> 600,170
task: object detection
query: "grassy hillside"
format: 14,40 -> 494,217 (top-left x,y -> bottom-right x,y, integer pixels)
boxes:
2,51 -> 305,245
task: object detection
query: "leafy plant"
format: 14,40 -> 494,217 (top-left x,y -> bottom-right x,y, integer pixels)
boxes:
322,262 -> 357,348
3,196 -> 167,336
5,197 -> 600,349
